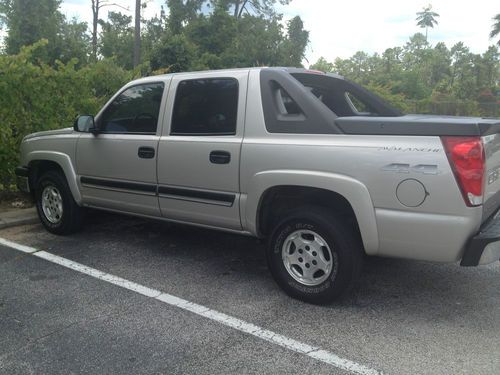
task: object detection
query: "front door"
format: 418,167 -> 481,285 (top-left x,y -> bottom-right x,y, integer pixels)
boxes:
157,71 -> 248,230
76,81 -> 166,216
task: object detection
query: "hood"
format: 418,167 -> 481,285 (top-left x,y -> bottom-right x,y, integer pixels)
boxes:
23,127 -> 74,141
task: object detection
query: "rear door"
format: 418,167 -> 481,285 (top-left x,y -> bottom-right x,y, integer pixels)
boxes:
76,81 -> 167,216
157,71 -> 248,230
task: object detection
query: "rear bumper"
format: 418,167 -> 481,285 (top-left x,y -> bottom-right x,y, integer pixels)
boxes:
461,210 -> 500,266
15,166 -> 30,193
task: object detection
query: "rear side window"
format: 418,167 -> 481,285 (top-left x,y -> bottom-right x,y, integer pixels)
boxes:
171,78 -> 238,135
100,83 -> 164,134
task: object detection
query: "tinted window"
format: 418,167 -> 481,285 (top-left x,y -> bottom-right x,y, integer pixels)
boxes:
171,78 -> 238,135
100,83 -> 164,134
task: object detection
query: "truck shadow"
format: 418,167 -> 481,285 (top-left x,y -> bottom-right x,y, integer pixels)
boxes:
47,210 -> 497,326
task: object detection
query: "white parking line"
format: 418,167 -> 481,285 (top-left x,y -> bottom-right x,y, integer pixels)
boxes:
1,237 -> 382,375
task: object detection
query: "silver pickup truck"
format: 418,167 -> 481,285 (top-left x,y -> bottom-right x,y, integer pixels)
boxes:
16,67 -> 500,304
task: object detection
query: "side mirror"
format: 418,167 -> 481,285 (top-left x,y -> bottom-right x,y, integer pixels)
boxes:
74,115 -> 99,134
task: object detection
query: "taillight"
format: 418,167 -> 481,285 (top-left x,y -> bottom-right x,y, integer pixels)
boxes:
441,136 -> 485,206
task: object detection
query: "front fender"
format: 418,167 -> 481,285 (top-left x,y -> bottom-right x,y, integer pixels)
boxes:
26,151 -> 82,205
244,170 -> 379,254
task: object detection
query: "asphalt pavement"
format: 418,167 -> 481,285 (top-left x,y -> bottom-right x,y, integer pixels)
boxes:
1,211 -> 499,374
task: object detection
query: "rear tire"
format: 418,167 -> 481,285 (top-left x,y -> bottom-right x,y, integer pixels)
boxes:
267,206 -> 363,304
35,170 -> 84,235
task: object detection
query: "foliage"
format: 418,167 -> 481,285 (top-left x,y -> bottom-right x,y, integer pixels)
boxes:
310,57 -> 334,73
416,4 -> 439,40
0,0 -> 498,189
99,11 -> 134,69
312,33 -> 499,117
213,0 -> 291,18
491,14 -> 500,46
150,33 -> 197,72
0,0 -> 90,65
145,4 -> 309,71
0,0 -> 63,56
0,41 -> 131,188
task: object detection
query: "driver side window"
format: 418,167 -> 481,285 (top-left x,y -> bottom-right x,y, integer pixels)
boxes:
99,83 -> 164,134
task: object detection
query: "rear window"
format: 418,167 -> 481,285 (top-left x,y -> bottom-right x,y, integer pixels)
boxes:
171,78 -> 238,135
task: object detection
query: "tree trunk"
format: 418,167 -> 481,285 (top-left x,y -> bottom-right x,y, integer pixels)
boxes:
91,0 -> 99,62
233,0 -> 240,18
133,0 -> 141,67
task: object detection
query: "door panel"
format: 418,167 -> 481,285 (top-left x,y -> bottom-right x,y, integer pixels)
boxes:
76,81 -> 168,217
77,134 -> 160,216
157,71 -> 249,230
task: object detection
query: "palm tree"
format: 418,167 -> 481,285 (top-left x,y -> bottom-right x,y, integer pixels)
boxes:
416,4 -> 440,41
490,14 -> 500,46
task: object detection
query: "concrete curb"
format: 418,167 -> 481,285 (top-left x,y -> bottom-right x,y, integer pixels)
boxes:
0,208 -> 39,230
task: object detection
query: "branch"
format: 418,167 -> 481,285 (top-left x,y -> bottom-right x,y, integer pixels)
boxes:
98,1 -> 130,12
237,0 -> 249,18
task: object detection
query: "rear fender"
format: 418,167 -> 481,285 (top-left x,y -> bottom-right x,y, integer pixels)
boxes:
245,170 -> 379,254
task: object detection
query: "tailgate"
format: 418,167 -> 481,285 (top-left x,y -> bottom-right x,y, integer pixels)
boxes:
483,130 -> 500,221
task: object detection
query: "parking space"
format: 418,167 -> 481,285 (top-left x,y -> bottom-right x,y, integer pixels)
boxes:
1,212 -> 499,374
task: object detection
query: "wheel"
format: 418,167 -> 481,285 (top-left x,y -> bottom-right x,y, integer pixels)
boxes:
267,206 -> 363,304
35,170 -> 84,235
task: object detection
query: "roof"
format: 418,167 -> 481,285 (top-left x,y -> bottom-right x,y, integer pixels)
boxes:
126,67 -> 345,86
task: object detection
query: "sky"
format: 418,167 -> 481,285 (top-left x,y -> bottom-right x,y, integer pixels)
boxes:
4,0 -> 499,65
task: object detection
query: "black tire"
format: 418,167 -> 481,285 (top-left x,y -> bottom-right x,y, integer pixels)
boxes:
267,206 -> 363,304
35,170 -> 84,235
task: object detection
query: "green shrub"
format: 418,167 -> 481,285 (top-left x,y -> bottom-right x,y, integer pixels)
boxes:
0,40 -> 131,190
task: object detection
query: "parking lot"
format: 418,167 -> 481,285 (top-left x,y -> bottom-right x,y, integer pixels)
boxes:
1,211 -> 499,374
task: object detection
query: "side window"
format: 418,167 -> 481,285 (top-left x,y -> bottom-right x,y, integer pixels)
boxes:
171,78 -> 238,135
100,83 -> 164,134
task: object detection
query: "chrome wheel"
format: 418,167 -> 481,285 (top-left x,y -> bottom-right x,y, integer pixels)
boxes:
282,229 -> 336,286
41,185 -> 63,224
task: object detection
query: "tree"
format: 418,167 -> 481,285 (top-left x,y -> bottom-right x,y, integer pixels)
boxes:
150,33 -> 196,72
450,42 -> 475,99
216,0 -> 291,19
403,32 -> 430,70
141,6 -> 167,62
428,42 -> 451,86
90,0 -> 128,61
280,16 -> 309,66
220,14 -> 285,67
491,14 -> 500,46
133,0 -> 141,67
310,57 -> 334,73
99,11 -> 134,69
56,18 -> 91,65
479,45 -> 499,89
166,0 -> 204,35
0,0 -> 64,56
416,4 -> 439,41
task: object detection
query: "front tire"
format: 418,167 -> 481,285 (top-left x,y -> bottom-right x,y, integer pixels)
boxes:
267,206 -> 363,304
35,170 -> 84,235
